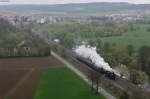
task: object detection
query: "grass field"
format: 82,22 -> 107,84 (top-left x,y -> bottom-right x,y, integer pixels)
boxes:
100,24 -> 150,49
34,67 -> 105,99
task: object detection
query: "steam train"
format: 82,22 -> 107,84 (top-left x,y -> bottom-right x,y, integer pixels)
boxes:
51,40 -> 116,80
75,55 -> 116,80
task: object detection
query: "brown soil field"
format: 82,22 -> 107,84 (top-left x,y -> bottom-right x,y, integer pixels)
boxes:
0,70 -> 28,98
0,56 -> 63,69
7,70 -> 44,99
0,56 -> 63,99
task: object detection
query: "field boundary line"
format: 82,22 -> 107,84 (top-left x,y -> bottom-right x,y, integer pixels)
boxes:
51,51 -> 116,99
5,68 -> 34,98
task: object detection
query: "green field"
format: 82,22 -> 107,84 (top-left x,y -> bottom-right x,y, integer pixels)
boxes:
100,24 -> 150,49
34,67 -> 105,99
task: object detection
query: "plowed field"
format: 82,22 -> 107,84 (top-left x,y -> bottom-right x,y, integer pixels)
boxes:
0,56 -> 63,99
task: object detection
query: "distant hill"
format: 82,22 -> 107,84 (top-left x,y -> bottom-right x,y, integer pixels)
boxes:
0,2 -> 150,15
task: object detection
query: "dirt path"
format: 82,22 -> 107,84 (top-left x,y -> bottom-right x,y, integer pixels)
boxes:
8,69 -> 44,99
0,70 -> 28,98
5,69 -> 34,98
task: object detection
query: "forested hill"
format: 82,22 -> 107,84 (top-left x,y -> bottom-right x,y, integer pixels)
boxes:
0,2 -> 150,14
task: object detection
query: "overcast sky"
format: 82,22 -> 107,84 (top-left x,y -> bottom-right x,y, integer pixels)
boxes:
0,0 -> 150,4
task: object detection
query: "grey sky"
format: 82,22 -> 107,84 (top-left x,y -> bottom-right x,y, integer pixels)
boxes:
1,0 -> 150,4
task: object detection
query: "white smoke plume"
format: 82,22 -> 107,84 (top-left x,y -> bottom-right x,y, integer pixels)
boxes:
54,39 -> 60,43
74,44 -> 113,72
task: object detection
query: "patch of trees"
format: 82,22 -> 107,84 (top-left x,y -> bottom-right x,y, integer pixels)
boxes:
0,18 -> 17,40
0,37 -> 51,58
138,46 -> 150,76
129,69 -> 148,85
147,27 -> 150,32
0,18 -> 51,57
47,21 -> 135,39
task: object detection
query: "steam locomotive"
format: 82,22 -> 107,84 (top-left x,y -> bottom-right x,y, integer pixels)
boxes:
52,40 -> 116,80
75,56 -> 116,80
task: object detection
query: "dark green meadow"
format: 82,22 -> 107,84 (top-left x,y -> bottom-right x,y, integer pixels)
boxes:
34,67 -> 105,99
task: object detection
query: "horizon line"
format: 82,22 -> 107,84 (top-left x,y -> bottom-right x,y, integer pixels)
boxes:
0,2 -> 150,5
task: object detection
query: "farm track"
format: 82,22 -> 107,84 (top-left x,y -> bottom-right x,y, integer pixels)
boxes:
8,69 -> 44,99
0,56 -> 63,99
5,69 -> 34,98
0,70 -> 28,98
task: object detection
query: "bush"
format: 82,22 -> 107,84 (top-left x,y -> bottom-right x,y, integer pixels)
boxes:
129,69 -> 148,85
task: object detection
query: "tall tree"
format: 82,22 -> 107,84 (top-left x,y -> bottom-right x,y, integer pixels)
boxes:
103,42 -> 111,53
126,45 -> 135,56
138,46 -> 150,70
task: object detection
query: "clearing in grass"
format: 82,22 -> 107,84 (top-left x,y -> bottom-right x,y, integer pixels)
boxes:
34,67 -> 105,99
